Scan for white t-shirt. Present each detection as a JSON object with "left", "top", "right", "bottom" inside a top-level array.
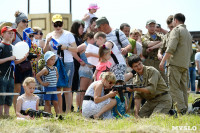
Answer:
[
  {"left": 84, "top": 12, "right": 96, "bottom": 32},
  {"left": 108, "top": 40, "right": 126, "bottom": 66},
  {"left": 106, "top": 29, "right": 130, "bottom": 50},
  {"left": 46, "top": 30, "right": 75, "bottom": 62},
  {"left": 195, "top": 52, "right": 200, "bottom": 70},
  {"left": 136, "top": 42, "right": 143, "bottom": 56}
]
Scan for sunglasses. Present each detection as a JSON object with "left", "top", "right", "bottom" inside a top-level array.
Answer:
[
  {"left": 53, "top": 21, "right": 63, "bottom": 27},
  {"left": 22, "top": 19, "right": 29, "bottom": 23},
  {"left": 29, "top": 34, "right": 34, "bottom": 38},
  {"left": 35, "top": 32, "right": 43, "bottom": 35}
]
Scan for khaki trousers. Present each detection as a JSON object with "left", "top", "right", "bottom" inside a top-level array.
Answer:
[
  {"left": 139, "top": 93, "right": 172, "bottom": 118},
  {"left": 168, "top": 65, "right": 188, "bottom": 112}
]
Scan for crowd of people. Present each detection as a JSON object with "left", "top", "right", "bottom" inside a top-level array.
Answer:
[{"left": 0, "top": 2, "right": 199, "bottom": 120}]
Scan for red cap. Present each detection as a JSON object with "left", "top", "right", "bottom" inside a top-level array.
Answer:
[{"left": 1, "top": 26, "right": 17, "bottom": 35}]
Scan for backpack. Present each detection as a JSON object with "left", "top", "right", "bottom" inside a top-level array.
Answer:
[
  {"left": 192, "top": 98, "right": 200, "bottom": 108},
  {"left": 115, "top": 29, "right": 123, "bottom": 48},
  {"left": 56, "top": 57, "right": 69, "bottom": 88}
]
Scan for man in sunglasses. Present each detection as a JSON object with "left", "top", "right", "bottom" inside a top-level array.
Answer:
[{"left": 127, "top": 55, "right": 172, "bottom": 118}]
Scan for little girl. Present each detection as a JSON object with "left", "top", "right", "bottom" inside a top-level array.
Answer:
[
  {"left": 16, "top": 77, "right": 39, "bottom": 119},
  {"left": 93, "top": 45, "right": 112, "bottom": 81},
  {"left": 36, "top": 51, "right": 60, "bottom": 115},
  {"left": 82, "top": 3, "right": 99, "bottom": 32},
  {"left": 112, "top": 80, "right": 129, "bottom": 119}
]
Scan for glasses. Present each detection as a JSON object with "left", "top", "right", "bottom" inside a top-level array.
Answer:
[
  {"left": 29, "top": 34, "right": 34, "bottom": 38},
  {"left": 22, "top": 19, "right": 29, "bottom": 23},
  {"left": 53, "top": 21, "right": 63, "bottom": 27}
]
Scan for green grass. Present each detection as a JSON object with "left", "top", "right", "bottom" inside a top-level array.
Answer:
[{"left": 0, "top": 94, "right": 200, "bottom": 133}]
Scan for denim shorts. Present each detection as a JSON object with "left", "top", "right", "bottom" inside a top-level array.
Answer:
[
  {"left": 44, "top": 87, "right": 58, "bottom": 101},
  {"left": 64, "top": 62, "right": 74, "bottom": 88},
  {"left": 0, "top": 76, "right": 14, "bottom": 106},
  {"left": 79, "top": 65, "right": 93, "bottom": 80}
]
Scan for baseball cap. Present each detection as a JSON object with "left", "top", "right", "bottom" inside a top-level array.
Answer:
[
  {"left": 1, "top": 26, "right": 16, "bottom": 35},
  {"left": 52, "top": 14, "right": 63, "bottom": 23},
  {"left": 87, "top": 3, "right": 100, "bottom": 10},
  {"left": 44, "top": 51, "right": 56, "bottom": 62},
  {"left": 146, "top": 19, "right": 156, "bottom": 25},
  {"left": 95, "top": 17, "right": 109, "bottom": 28},
  {"left": 156, "top": 23, "right": 161, "bottom": 28}
]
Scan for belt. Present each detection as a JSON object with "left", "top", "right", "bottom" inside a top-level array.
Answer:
[
  {"left": 154, "top": 92, "right": 168, "bottom": 99},
  {"left": 83, "top": 95, "right": 94, "bottom": 101}
]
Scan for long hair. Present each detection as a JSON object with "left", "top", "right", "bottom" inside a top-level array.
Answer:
[{"left": 70, "top": 20, "right": 84, "bottom": 37}]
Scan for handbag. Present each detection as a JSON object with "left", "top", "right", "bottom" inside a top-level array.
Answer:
[
  {"left": 56, "top": 57, "right": 69, "bottom": 88},
  {"left": 18, "top": 61, "right": 32, "bottom": 73}
]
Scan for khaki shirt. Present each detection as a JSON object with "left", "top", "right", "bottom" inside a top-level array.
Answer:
[
  {"left": 159, "top": 31, "right": 171, "bottom": 54},
  {"left": 133, "top": 65, "right": 169, "bottom": 100},
  {"left": 142, "top": 32, "right": 162, "bottom": 59},
  {"left": 166, "top": 24, "right": 192, "bottom": 69}
]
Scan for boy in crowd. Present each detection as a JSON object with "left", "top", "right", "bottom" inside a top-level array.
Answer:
[{"left": 0, "top": 26, "right": 16, "bottom": 116}]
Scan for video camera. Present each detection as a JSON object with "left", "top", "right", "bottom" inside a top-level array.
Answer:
[
  {"left": 104, "top": 84, "right": 143, "bottom": 102},
  {"left": 27, "top": 53, "right": 37, "bottom": 60},
  {"left": 20, "top": 108, "right": 53, "bottom": 118}
]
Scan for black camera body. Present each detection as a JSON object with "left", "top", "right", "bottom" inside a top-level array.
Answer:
[{"left": 27, "top": 53, "right": 37, "bottom": 60}]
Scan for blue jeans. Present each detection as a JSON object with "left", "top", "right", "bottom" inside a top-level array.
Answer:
[{"left": 189, "top": 67, "right": 196, "bottom": 91}]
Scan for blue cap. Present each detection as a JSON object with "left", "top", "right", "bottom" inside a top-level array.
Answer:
[{"left": 44, "top": 51, "right": 56, "bottom": 62}]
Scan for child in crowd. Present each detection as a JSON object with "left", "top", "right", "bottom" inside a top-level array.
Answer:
[
  {"left": 16, "top": 77, "right": 39, "bottom": 119},
  {"left": 36, "top": 51, "right": 60, "bottom": 115},
  {"left": 82, "top": 3, "right": 99, "bottom": 32},
  {"left": 0, "top": 26, "right": 16, "bottom": 116},
  {"left": 112, "top": 80, "right": 129, "bottom": 118},
  {"left": 93, "top": 32, "right": 127, "bottom": 81},
  {"left": 93, "top": 45, "right": 112, "bottom": 81}
]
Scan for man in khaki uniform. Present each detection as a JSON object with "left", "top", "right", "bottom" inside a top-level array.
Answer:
[
  {"left": 127, "top": 55, "right": 172, "bottom": 118},
  {"left": 157, "top": 15, "right": 174, "bottom": 61},
  {"left": 142, "top": 20, "right": 167, "bottom": 82},
  {"left": 159, "top": 13, "right": 192, "bottom": 114}
]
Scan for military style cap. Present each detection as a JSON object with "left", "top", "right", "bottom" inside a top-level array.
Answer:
[
  {"left": 156, "top": 23, "right": 161, "bottom": 28},
  {"left": 146, "top": 19, "right": 156, "bottom": 25},
  {"left": 95, "top": 17, "right": 109, "bottom": 28}
]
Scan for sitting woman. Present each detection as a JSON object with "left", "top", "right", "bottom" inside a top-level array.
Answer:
[
  {"left": 16, "top": 77, "right": 39, "bottom": 119},
  {"left": 82, "top": 72, "right": 117, "bottom": 119}
]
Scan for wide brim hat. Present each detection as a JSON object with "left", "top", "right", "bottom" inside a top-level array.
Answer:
[
  {"left": 87, "top": 3, "right": 100, "bottom": 10},
  {"left": 44, "top": 51, "right": 56, "bottom": 62}
]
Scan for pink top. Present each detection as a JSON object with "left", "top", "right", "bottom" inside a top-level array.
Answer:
[{"left": 96, "top": 61, "right": 112, "bottom": 80}]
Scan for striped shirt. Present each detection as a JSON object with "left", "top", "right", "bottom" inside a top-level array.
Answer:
[
  {"left": 106, "top": 29, "right": 130, "bottom": 50},
  {"left": 44, "top": 66, "right": 57, "bottom": 87}
]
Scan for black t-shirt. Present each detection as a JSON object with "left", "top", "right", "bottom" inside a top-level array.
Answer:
[{"left": 0, "top": 42, "right": 14, "bottom": 78}]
